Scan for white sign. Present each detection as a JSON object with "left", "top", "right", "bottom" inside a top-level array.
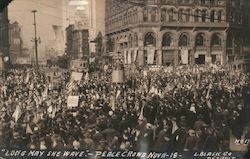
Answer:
[
  {"left": 67, "top": 96, "right": 79, "bottom": 108},
  {"left": 71, "top": 72, "right": 83, "bottom": 81}
]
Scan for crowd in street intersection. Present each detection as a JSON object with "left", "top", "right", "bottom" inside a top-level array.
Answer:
[{"left": 0, "top": 65, "right": 249, "bottom": 152}]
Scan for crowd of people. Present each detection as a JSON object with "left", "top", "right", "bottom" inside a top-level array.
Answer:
[{"left": 0, "top": 65, "right": 249, "bottom": 152}]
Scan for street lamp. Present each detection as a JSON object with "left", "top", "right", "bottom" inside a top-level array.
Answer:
[{"left": 31, "top": 10, "right": 39, "bottom": 72}]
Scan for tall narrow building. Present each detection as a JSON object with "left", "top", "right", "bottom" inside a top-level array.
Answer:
[{"left": 88, "top": 0, "right": 105, "bottom": 54}]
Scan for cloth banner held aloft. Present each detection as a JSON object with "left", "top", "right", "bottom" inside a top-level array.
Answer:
[
  {"left": 181, "top": 49, "right": 189, "bottom": 64},
  {"left": 147, "top": 47, "right": 155, "bottom": 64},
  {"left": 67, "top": 96, "right": 79, "bottom": 108}
]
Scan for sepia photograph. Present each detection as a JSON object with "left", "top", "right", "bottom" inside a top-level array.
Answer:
[{"left": 0, "top": 0, "right": 250, "bottom": 158}]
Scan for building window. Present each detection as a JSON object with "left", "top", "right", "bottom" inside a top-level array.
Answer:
[
  {"left": 226, "top": 34, "right": 233, "bottom": 48},
  {"left": 211, "top": 34, "right": 222, "bottom": 46},
  {"left": 178, "top": 9, "right": 183, "bottom": 22},
  {"left": 144, "top": 32, "right": 156, "bottom": 47},
  {"left": 162, "top": 33, "right": 172, "bottom": 47},
  {"left": 195, "top": 33, "right": 205, "bottom": 46},
  {"left": 210, "top": 10, "right": 215, "bottom": 22},
  {"left": 134, "top": 34, "right": 138, "bottom": 47},
  {"left": 179, "top": 34, "right": 189, "bottom": 46},
  {"left": 151, "top": 8, "right": 157, "bottom": 22},
  {"left": 169, "top": 8, "right": 174, "bottom": 22},
  {"left": 185, "top": 9, "right": 191, "bottom": 22},
  {"left": 234, "top": 36, "right": 240, "bottom": 48},
  {"left": 201, "top": 0, "right": 205, "bottom": 5},
  {"left": 143, "top": 8, "right": 148, "bottom": 22},
  {"left": 194, "top": 10, "right": 199, "bottom": 22},
  {"left": 217, "top": 11, "right": 222, "bottom": 22},
  {"left": 210, "top": 0, "right": 215, "bottom": 5},
  {"left": 161, "top": 8, "right": 166, "bottom": 22},
  {"left": 201, "top": 10, "right": 207, "bottom": 22}
]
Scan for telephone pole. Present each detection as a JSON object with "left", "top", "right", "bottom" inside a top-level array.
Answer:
[{"left": 31, "top": 10, "right": 39, "bottom": 72}]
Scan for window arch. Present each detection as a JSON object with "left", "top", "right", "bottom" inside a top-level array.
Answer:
[
  {"left": 161, "top": 8, "right": 167, "bottom": 22},
  {"left": 144, "top": 32, "right": 156, "bottom": 47},
  {"left": 179, "top": 33, "right": 189, "bottom": 46},
  {"left": 211, "top": 33, "right": 222, "bottom": 46},
  {"left": 143, "top": 8, "right": 149, "bottom": 22},
  {"left": 162, "top": 33, "right": 172, "bottom": 47},
  {"left": 195, "top": 33, "right": 205, "bottom": 46}
]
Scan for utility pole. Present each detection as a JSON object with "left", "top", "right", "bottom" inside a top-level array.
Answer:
[{"left": 31, "top": 10, "right": 39, "bottom": 72}]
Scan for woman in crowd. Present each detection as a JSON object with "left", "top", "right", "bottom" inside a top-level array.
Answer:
[{"left": 0, "top": 65, "right": 249, "bottom": 152}]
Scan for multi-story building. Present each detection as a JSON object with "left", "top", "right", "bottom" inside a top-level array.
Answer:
[
  {"left": 0, "top": 7, "right": 9, "bottom": 57},
  {"left": 88, "top": 0, "right": 106, "bottom": 54},
  {"left": 65, "top": 24, "right": 89, "bottom": 58},
  {"left": 9, "top": 21, "right": 23, "bottom": 62},
  {"left": 105, "top": 0, "right": 250, "bottom": 70}
]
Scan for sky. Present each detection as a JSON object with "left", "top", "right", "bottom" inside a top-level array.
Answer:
[
  {"left": 8, "top": 0, "right": 65, "bottom": 59},
  {"left": 8, "top": 0, "right": 105, "bottom": 59}
]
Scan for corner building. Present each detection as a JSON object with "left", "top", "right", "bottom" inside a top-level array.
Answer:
[{"left": 105, "top": 0, "right": 250, "bottom": 69}]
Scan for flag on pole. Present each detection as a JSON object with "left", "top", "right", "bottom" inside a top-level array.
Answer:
[
  {"left": 12, "top": 106, "right": 21, "bottom": 122},
  {"left": 26, "top": 124, "right": 33, "bottom": 134},
  {"left": 139, "top": 105, "right": 145, "bottom": 120},
  {"left": 116, "top": 90, "right": 121, "bottom": 99},
  {"left": 25, "top": 72, "right": 30, "bottom": 83}
]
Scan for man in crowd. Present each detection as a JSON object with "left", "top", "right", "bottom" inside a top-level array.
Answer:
[{"left": 0, "top": 65, "right": 249, "bottom": 152}]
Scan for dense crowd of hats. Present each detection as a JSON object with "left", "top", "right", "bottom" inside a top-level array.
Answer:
[{"left": 0, "top": 66, "right": 249, "bottom": 151}]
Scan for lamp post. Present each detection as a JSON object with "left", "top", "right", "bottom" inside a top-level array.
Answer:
[{"left": 31, "top": 10, "right": 39, "bottom": 72}]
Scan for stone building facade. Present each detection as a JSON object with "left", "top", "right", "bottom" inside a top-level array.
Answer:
[
  {"left": 0, "top": 8, "right": 9, "bottom": 57},
  {"left": 0, "top": 7, "right": 10, "bottom": 69},
  {"left": 105, "top": 0, "right": 250, "bottom": 70}
]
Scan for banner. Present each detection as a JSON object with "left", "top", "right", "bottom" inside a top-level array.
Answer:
[
  {"left": 147, "top": 47, "right": 155, "bottom": 64},
  {"left": 127, "top": 50, "right": 132, "bottom": 64},
  {"left": 124, "top": 51, "right": 127, "bottom": 64},
  {"left": 67, "top": 96, "right": 79, "bottom": 108},
  {"left": 71, "top": 72, "right": 83, "bottom": 81},
  {"left": 112, "top": 70, "right": 124, "bottom": 83},
  {"left": 181, "top": 49, "right": 189, "bottom": 64},
  {"left": 133, "top": 50, "right": 138, "bottom": 62}
]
